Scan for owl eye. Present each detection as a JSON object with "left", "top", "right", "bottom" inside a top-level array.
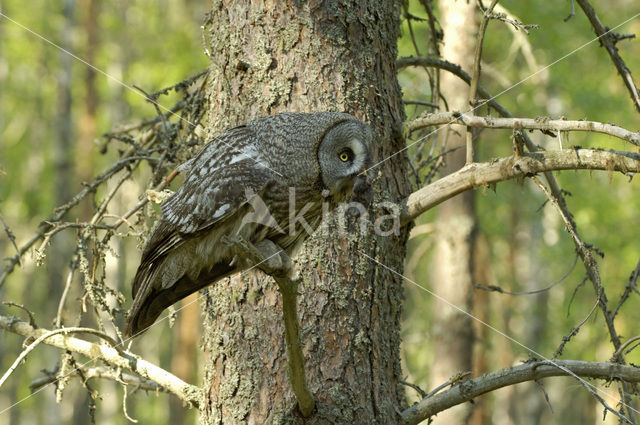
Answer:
[{"left": 339, "top": 148, "right": 353, "bottom": 162}]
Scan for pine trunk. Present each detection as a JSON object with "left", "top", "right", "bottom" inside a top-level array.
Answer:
[{"left": 199, "top": 1, "right": 409, "bottom": 423}]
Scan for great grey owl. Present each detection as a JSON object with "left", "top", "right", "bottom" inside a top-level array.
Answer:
[{"left": 124, "top": 112, "right": 372, "bottom": 337}]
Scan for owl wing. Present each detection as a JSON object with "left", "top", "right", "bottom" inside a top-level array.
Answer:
[
  {"left": 126, "top": 126, "right": 276, "bottom": 336},
  {"left": 136, "top": 156, "right": 275, "bottom": 282},
  {"left": 140, "top": 124, "right": 274, "bottom": 273}
]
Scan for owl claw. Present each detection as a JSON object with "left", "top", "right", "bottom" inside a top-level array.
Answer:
[{"left": 225, "top": 236, "right": 294, "bottom": 278}]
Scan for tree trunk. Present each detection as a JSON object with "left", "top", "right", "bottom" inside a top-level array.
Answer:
[
  {"left": 429, "top": 1, "right": 479, "bottom": 424},
  {"left": 76, "top": 0, "right": 99, "bottom": 212},
  {"left": 199, "top": 1, "right": 409, "bottom": 423}
]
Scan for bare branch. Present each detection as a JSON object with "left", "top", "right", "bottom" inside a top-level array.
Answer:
[
  {"left": 55, "top": 253, "right": 78, "bottom": 328},
  {"left": 612, "top": 335, "right": 640, "bottom": 362},
  {"left": 397, "top": 56, "right": 511, "bottom": 117},
  {"left": 612, "top": 258, "right": 640, "bottom": 320},
  {"left": 530, "top": 173, "right": 636, "bottom": 421},
  {"left": 29, "top": 366, "right": 168, "bottom": 394},
  {"left": 0, "top": 328, "right": 91, "bottom": 388},
  {"left": 401, "top": 360, "right": 640, "bottom": 425},
  {"left": 0, "top": 315, "right": 203, "bottom": 408},
  {"left": 402, "top": 148, "right": 640, "bottom": 225},
  {"left": 466, "top": 0, "right": 500, "bottom": 164},
  {"left": 406, "top": 112, "right": 640, "bottom": 146},
  {"left": 1, "top": 302, "right": 37, "bottom": 327},
  {"left": 0, "top": 213, "right": 21, "bottom": 267},
  {"left": 486, "top": 10, "right": 539, "bottom": 34},
  {"left": 575, "top": 0, "right": 640, "bottom": 112}
]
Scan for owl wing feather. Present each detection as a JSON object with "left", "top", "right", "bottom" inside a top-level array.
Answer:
[{"left": 125, "top": 126, "right": 276, "bottom": 337}]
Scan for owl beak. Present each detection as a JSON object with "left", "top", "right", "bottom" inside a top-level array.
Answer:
[{"left": 350, "top": 173, "right": 373, "bottom": 207}]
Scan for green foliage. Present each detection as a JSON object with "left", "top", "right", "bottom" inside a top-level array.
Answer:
[
  {"left": 399, "top": 0, "right": 640, "bottom": 422},
  {"left": 0, "top": 1, "right": 207, "bottom": 424},
  {"left": 1, "top": 0, "right": 640, "bottom": 423}
]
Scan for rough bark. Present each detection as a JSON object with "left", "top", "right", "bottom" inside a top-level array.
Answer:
[
  {"left": 200, "top": 1, "right": 409, "bottom": 424},
  {"left": 429, "top": 1, "right": 478, "bottom": 424}
]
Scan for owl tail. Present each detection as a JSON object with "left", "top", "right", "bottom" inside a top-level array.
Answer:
[{"left": 124, "top": 262, "right": 235, "bottom": 338}]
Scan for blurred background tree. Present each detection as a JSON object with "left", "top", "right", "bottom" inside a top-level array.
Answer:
[
  {"left": 0, "top": 1, "right": 208, "bottom": 424},
  {"left": 400, "top": 1, "right": 640, "bottom": 424}
]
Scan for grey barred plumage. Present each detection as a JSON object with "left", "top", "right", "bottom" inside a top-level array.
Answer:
[{"left": 124, "top": 112, "right": 372, "bottom": 337}]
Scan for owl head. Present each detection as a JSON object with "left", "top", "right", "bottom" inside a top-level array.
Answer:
[{"left": 318, "top": 120, "right": 372, "bottom": 199}]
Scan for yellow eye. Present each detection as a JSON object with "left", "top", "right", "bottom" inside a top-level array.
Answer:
[{"left": 339, "top": 150, "right": 351, "bottom": 162}]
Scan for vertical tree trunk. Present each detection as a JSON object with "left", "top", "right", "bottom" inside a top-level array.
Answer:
[
  {"left": 55, "top": 0, "right": 75, "bottom": 208},
  {"left": 76, "top": 0, "right": 99, "bottom": 209},
  {"left": 170, "top": 293, "right": 199, "bottom": 425},
  {"left": 200, "top": 1, "right": 409, "bottom": 423},
  {"left": 429, "top": 1, "right": 479, "bottom": 424}
]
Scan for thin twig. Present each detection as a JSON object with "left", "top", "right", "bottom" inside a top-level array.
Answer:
[
  {"left": 553, "top": 288, "right": 600, "bottom": 358},
  {"left": 29, "top": 365, "right": 167, "bottom": 394},
  {"left": 404, "top": 4, "right": 422, "bottom": 57},
  {"left": 55, "top": 252, "right": 79, "bottom": 328},
  {"left": 0, "top": 315, "right": 203, "bottom": 408},
  {"left": 475, "top": 254, "right": 578, "bottom": 296},
  {"left": 564, "top": 0, "right": 576, "bottom": 22},
  {"left": 575, "top": 0, "right": 640, "bottom": 112},
  {"left": 487, "top": 10, "right": 539, "bottom": 33},
  {"left": 89, "top": 166, "right": 136, "bottom": 226},
  {"left": 1, "top": 302, "right": 37, "bottom": 327},
  {"left": 612, "top": 258, "right": 640, "bottom": 319},
  {"left": 102, "top": 101, "right": 184, "bottom": 139},
  {"left": 466, "top": 0, "right": 499, "bottom": 164},
  {"left": 0, "top": 213, "right": 21, "bottom": 267},
  {"left": 612, "top": 335, "right": 640, "bottom": 362},
  {"left": 403, "top": 99, "right": 439, "bottom": 109},
  {"left": 400, "top": 379, "right": 428, "bottom": 398}
]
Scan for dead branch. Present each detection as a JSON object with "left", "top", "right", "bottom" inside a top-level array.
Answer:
[
  {"left": 29, "top": 366, "right": 168, "bottom": 394},
  {"left": 401, "top": 148, "right": 640, "bottom": 225},
  {"left": 612, "top": 258, "right": 640, "bottom": 320},
  {"left": 0, "top": 326, "right": 122, "bottom": 388},
  {"left": 397, "top": 56, "right": 510, "bottom": 117},
  {"left": 466, "top": 0, "right": 500, "bottom": 163},
  {"left": 0, "top": 315, "right": 203, "bottom": 408},
  {"left": 401, "top": 360, "right": 640, "bottom": 425},
  {"left": 531, "top": 174, "right": 637, "bottom": 421},
  {"left": 406, "top": 112, "right": 640, "bottom": 146},
  {"left": 575, "top": 0, "right": 640, "bottom": 112}
]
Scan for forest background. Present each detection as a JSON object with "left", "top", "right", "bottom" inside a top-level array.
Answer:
[{"left": 1, "top": 0, "right": 640, "bottom": 424}]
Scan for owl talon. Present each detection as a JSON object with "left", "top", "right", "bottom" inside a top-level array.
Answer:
[{"left": 226, "top": 236, "right": 293, "bottom": 278}]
